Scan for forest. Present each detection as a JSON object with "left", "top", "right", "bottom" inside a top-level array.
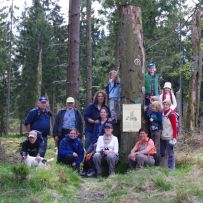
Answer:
[{"left": 0, "top": 0, "right": 202, "bottom": 136}]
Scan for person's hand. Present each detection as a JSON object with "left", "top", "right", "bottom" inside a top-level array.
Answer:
[
  {"left": 93, "top": 143, "right": 97, "bottom": 148},
  {"left": 35, "top": 155, "right": 41, "bottom": 162},
  {"left": 72, "top": 162, "right": 76, "bottom": 167},
  {"left": 94, "top": 120, "right": 100, "bottom": 124},
  {"left": 150, "top": 118, "right": 153, "bottom": 122},
  {"left": 103, "top": 150, "right": 110, "bottom": 155},
  {"left": 54, "top": 136, "right": 59, "bottom": 142},
  {"left": 73, "top": 152, "right": 78, "bottom": 157},
  {"left": 129, "top": 152, "right": 136, "bottom": 161}
]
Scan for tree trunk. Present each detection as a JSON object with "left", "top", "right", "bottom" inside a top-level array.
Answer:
[
  {"left": 119, "top": 5, "right": 145, "bottom": 161},
  {"left": 36, "top": 48, "right": 42, "bottom": 100},
  {"left": 67, "top": 0, "right": 81, "bottom": 102},
  {"left": 187, "top": 9, "right": 202, "bottom": 131},
  {"left": 5, "top": 0, "right": 14, "bottom": 136},
  {"left": 86, "top": 0, "right": 92, "bottom": 104}
]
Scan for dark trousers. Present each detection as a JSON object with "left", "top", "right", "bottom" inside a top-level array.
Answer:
[{"left": 40, "top": 136, "right": 48, "bottom": 157}]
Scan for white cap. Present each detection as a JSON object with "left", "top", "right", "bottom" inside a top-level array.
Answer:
[
  {"left": 28, "top": 130, "right": 37, "bottom": 138},
  {"left": 163, "top": 82, "right": 172, "bottom": 89},
  {"left": 66, "top": 97, "right": 75, "bottom": 103},
  {"left": 163, "top": 98, "right": 171, "bottom": 105}
]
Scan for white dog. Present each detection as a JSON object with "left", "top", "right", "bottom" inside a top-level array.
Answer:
[{"left": 24, "top": 155, "right": 54, "bottom": 168}]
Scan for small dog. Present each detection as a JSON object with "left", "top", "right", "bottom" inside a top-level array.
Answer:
[{"left": 24, "top": 155, "right": 54, "bottom": 168}]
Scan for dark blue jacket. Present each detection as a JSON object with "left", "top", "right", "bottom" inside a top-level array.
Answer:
[
  {"left": 84, "top": 103, "right": 111, "bottom": 132},
  {"left": 20, "top": 137, "right": 44, "bottom": 157},
  {"left": 58, "top": 136, "right": 84, "bottom": 165},
  {"left": 92, "top": 120, "right": 109, "bottom": 144},
  {"left": 147, "top": 111, "right": 163, "bottom": 131},
  {"left": 53, "top": 108, "right": 83, "bottom": 139},
  {"left": 24, "top": 107, "right": 51, "bottom": 137}
]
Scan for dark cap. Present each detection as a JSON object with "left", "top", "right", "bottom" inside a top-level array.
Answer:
[
  {"left": 38, "top": 96, "right": 47, "bottom": 103},
  {"left": 104, "top": 122, "right": 113, "bottom": 128},
  {"left": 147, "top": 63, "right": 156, "bottom": 68}
]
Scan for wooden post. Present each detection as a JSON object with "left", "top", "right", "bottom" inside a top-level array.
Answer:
[{"left": 119, "top": 5, "right": 145, "bottom": 161}]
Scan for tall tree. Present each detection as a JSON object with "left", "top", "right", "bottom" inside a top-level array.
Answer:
[
  {"left": 187, "top": 9, "right": 202, "bottom": 131},
  {"left": 67, "top": 0, "right": 81, "bottom": 101},
  {"left": 119, "top": 5, "right": 145, "bottom": 160},
  {"left": 86, "top": 0, "right": 93, "bottom": 103}
]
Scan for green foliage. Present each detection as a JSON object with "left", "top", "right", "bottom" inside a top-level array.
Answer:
[
  {"left": 153, "top": 176, "right": 172, "bottom": 191},
  {"left": 12, "top": 163, "right": 29, "bottom": 182}
]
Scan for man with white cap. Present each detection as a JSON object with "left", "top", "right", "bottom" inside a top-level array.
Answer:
[
  {"left": 53, "top": 97, "right": 83, "bottom": 147},
  {"left": 20, "top": 130, "right": 44, "bottom": 160},
  {"left": 160, "top": 82, "right": 177, "bottom": 111}
]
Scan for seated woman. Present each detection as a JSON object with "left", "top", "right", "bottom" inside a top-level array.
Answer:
[
  {"left": 21, "top": 130, "right": 44, "bottom": 161},
  {"left": 93, "top": 123, "right": 119, "bottom": 177},
  {"left": 81, "top": 107, "right": 110, "bottom": 177},
  {"left": 57, "top": 128, "right": 84, "bottom": 172},
  {"left": 128, "top": 128, "right": 157, "bottom": 169}
]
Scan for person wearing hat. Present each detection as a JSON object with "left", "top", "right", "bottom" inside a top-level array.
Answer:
[
  {"left": 53, "top": 97, "right": 83, "bottom": 148},
  {"left": 128, "top": 128, "right": 157, "bottom": 169},
  {"left": 20, "top": 130, "right": 44, "bottom": 160},
  {"left": 93, "top": 122, "right": 119, "bottom": 177},
  {"left": 160, "top": 98, "right": 177, "bottom": 170},
  {"left": 144, "top": 63, "right": 160, "bottom": 107},
  {"left": 160, "top": 82, "right": 177, "bottom": 111},
  {"left": 24, "top": 96, "right": 51, "bottom": 157}
]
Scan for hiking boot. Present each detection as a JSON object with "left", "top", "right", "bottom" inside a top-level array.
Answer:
[
  {"left": 87, "top": 169, "right": 96, "bottom": 177},
  {"left": 109, "top": 172, "right": 116, "bottom": 177}
]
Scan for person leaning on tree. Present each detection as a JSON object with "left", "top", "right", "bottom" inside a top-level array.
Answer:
[
  {"left": 144, "top": 63, "right": 160, "bottom": 108},
  {"left": 24, "top": 96, "right": 51, "bottom": 157},
  {"left": 53, "top": 97, "right": 83, "bottom": 148}
]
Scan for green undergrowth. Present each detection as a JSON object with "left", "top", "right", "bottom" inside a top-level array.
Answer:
[{"left": 0, "top": 163, "right": 81, "bottom": 203}]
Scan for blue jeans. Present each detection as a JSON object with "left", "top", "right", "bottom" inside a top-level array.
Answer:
[
  {"left": 160, "top": 139, "right": 175, "bottom": 169},
  {"left": 85, "top": 130, "right": 93, "bottom": 150}
]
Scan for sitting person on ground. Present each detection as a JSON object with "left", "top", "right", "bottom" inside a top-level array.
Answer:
[
  {"left": 93, "top": 123, "right": 119, "bottom": 177},
  {"left": 57, "top": 128, "right": 84, "bottom": 172},
  {"left": 146, "top": 101, "right": 162, "bottom": 164},
  {"left": 106, "top": 69, "right": 121, "bottom": 124},
  {"left": 128, "top": 128, "right": 157, "bottom": 169},
  {"left": 20, "top": 130, "right": 44, "bottom": 162},
  {"left": 160, "top": 82, "right": 177, "bottom": 111},
  {"left": 160, "top": 99, "right": 177, "bottom": 170},
  {"left": 81, "top": 107, "right": 111, "bottom": 177}
]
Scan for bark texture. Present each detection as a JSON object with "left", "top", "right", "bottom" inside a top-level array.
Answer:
[
  {"left": 119, "top": 5, "right": 145, "bottom": 161},
  {"left": 86, "top": 0, "right": 93, "bottom": 104},
  {"left": 187, "top": 9, "right": 202, "bottom": 131},
  {"left": 36, "top": 49, "right": 42, "bottom": 100},
  {"left": 67, "top": 0, "right": 81, "bottom": 101}
]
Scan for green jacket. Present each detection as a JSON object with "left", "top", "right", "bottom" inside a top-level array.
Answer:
[{"left": 145, "top": 72, "right": 159, "bottom": 96}]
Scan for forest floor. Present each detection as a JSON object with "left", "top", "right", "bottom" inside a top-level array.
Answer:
[{"left": 0, "top": 133, "right": 203, "bottom": 203}]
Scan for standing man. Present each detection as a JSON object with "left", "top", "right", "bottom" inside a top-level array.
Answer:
[
  {"left": 144, "top": 63, "right": 160, "bottom": 107},
  {"left": 24, "top": 96, "right": 51, "bottom": 157},
  {"left": 53, "top": 97, "right": 83, "bottom": 147}
]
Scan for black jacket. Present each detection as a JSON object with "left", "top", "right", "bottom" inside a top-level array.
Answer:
[{"left": 53, "top": 108, "right": 83, "bottom": 139}]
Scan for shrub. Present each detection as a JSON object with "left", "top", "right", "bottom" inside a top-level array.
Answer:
[{"left": 12, "top": 163, "right": 29, "bottom": 182}]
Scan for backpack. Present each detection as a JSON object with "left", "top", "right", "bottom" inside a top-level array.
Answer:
[{"left": 168, "top": 112, "right": 180, "bottom": 135}]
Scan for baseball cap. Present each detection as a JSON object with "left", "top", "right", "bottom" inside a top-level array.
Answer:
[
  {"left": 66, "top": 97, "right": 75, "bottom": 103},
  {"left": 38, "top": 96, "right": 47, "bottom": 103},
  {"left": 28, "top": 130, "right": 37, "bottom": 138},
  {"left": 104, "top": 122, "right": 113, "bottom": 128},
  {"left": 147, "top": 63, "right": 156, "bottom": 68}
]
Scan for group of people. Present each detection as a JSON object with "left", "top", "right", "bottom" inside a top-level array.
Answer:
[{"left": 21, "top": 64, "right": 178, "bottom": 176}]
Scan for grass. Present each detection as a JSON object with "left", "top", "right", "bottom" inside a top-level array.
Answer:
[{"left": 1, "top": 134, "right": 203, "bottom": 203}]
